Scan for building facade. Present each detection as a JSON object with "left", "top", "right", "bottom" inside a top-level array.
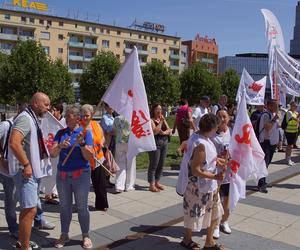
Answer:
[
  {"left": 290, "top": 1, "right": 300, "bottom": 58},
  {"left": 219, "top": 53, "right": 268, "bottom": 82},
  {"left": 182, "top": 34, "right": 218, "bottom": 74},
  {"left": 0, "top": 7, "right": 181, "bottom": 99}
]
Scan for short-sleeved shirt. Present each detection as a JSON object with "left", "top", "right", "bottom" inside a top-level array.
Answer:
[
  {"left": 113, "top": 115, "right": 130, "bottom": 144},
  {"left": 0, "top": 118, "right": 13, "bottom": 149},
  {"left": 12, "top": 115, "right": 33, "bottom": 165},
  {"left": 54, "top": 126, "right": 93, "bottom": 172},
  {"left": 192, "top": 106, "right": 208, "bottom": 129},
  {"left": 259, "top": 111, "right": 279, "bottom": 145},
  {"left": 176, "top": 105, "right": 192, "bottom": 124},
  {"left": 100, "top": 113, "right": 114, "bottom": 133}
]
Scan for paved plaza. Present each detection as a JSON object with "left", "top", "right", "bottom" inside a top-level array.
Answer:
[{"left": 0, "top": 151, "right": 300, "bottom": 250}]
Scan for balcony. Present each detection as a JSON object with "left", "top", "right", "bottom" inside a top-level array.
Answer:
[
  {"left": 84, "top": 57, "right": 93, "bottom": 62},
  {"left": 19, "top": 35, "right": 34, "bottom": 41},
  {"left": 124, "top": 48, "right": 148, "bottom": 55},
  {"left": 0, "top": 48, "right": 11, "bottom": 55},
  {"left": 170, "top": 54, "right": 180, "bottom": 60},
  {"left": 170, "top": 65, "right": 180, "bottom": 71},
  {"left": 68, "top": 68, "right": 83, "bottom": 74},
  {"left": 69, "top": 41, "right": 84, "bottom": 48},
  {"left": 0, "top": 33, "right": 18, "bottom": 41},
  {"left": 84, "top": 43, "right": 98, "bottom": 49},
  {"left": 69, "top": 55, "right": 84, "bottom": 61}
]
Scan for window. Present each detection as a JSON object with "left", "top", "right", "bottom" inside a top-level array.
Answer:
[
  {"left": 151, "top": 47, "right": 158, "bottom": 54},
  {"left": 47, "top": 20, "right": 52, "bottom": 26},
  {"left": 144, "top": 35, "right": 147, "bottom": 40},
  {"left": 138, "top": 34, "right": 142, "bottom": 39},
  {"left": 75, "top": 23, "right": 78, "bottom": 28},
  {"left": 43, "top": 46, "right": 50, "bottom": 55},
  {"left": 163, "top": 39, "right": 166, "bottom": 43},
  {"left": 29, "top": 17, "right": 34, "bottom": 24},
  {"left": 100, "top": 28, "right": 104, "bottom": 33},
  {"left": 58, "top": 34, "right": 64, "bottom": 40},
  {"left": 173, "top": 40, "right": 177, "bottom": 45},
  {"left": 58, "top": 48, "right": 63, "bottom": 53},
  {"left": 4, "top": 14, "right": 10, "bottom": 20},
  {"left": 155, "top": 37, "right": 158, "bottom": 41},
  {"left": 39, "top": 19, "right": 44, "bottom": 25},
  {"left": 117, "top": 30, "right": 121, "bottom": 35},
  {"left": 40, "top": 31, "right": 50, "bottom": 40},
  {"left": 106, "top": 29, "right": 110, "bottom": 34},
  {"left": 116, "top": 41, "right": 120, "bottom": 48},
  {"left": 102, "top": 40, "right": 109, "bottom": 48},
  {"left": 163, "top": 48, "right": 167, "bottom": 54},
  {"left": 150, "top": 36, "right": 153, "bottom": 41},
  {"left": 130, "top": 33, "right": 132, "bottom": 37},
  {"left": 21, "top": 16, "right": 26, "bottom": 22},
  {"left": 116, "top": 54, "right": 120, "bottom": 59},
  {"left": 59, "top": 21, "right": 64, "bottom": 27},
  {"left": 163, "top": 59, "right": 166, "bottom": 64},
  {"left": 85, "top": 26, "right": 89, "bottom": 31},
  {"left": 92, "top": 27, "right": 96, "bottom": 32}
]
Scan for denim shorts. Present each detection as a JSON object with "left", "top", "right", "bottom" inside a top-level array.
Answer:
[{"left": 13, "top": 170, "right": 40, "bottom": 209}]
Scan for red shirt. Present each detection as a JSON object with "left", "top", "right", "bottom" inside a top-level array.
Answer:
[{"left": 176, "top": 104, "right": 192, "bottom": 123}]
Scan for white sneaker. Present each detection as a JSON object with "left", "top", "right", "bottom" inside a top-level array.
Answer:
[
  {"left": 287, "top": 160, "right": 295, "bottom": 166},
  {"left": 213, "top": 227, "right": 220, "bottom": 239},
  {"left": 220, "top": 221, "right": 232, "bottom": 234}
]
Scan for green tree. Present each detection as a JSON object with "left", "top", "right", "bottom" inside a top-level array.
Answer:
[
  {"left": 219, "top": 68, "right": 240, "bottom": 104},
  {"left": 142, "top": 60, "right": 180, "bottom": 105},
  {"left": 180, "top": 62, "right": 221, "bottom": 105},
  {"left": 48, "top": 59, "right": 75, "bottom": 104},
  {"left": 80, "top": 50, "right": 120, "bottom": 104},
  {"left": 0, "top": 40, "right": 74, "bottom": 104},
  {"left": 0, "top": 52, "right": 9, "bottom": 103}
]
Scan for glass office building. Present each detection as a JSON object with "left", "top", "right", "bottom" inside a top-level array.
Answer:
[{"left": 290, "top": 1, "right": 300, "bottom": 58}]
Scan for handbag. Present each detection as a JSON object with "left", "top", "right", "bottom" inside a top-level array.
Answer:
[{"left": 181, "top": 109, "right": 191, "bottom": 128}]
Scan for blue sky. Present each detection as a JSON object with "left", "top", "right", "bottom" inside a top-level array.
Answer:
[{"left": 38, "top": 0, "right": 299, "bottom": 57}]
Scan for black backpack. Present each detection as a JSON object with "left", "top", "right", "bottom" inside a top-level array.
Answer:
[{"left": 281, "top": 112, "right": 288, "bottom": 130}]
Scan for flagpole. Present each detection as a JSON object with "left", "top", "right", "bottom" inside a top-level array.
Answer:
[
  {"left": 62, "top": 99, "right": 104, "bottom": 166},
  {"left": 94, "top": 156, "right": 114, "bottom": 177}
]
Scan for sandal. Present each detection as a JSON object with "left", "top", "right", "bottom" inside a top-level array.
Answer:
[
  {"left": 82, "top": 236, "right": 93, "bottom": 249},
  {"left": 202, "top": 244, "right": 225, "bottom": 250},
  {"left": 155, "top": 183, "right": 165, "bottom": 190},
  {"left": 55, "top": 234, "right": 70, "bottom": 248},
  {"left": 149, "top": 186, "right": 160, "bottom": 192},
  {"left": 180, "top": 241, "right": 201, "bottom": 250}
]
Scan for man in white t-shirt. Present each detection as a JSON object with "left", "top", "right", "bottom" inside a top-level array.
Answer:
[{"left": 192, "top": 96, "right": 210, "bottom": 130}]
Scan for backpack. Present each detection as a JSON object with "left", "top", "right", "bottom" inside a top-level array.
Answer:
[
  {"left": 253, "top": 111, "right": 271, "bottom": 138},
  {"left": 281, "top": 112, "right": 288, "bottom": 131}
]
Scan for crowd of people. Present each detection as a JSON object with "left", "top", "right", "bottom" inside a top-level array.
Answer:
[{"left": 0, "top": 91, "right": 299, "bottom": 250}]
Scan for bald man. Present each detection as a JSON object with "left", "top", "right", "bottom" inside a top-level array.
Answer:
[{"left": 10, "top": 92, "right": 52, "bottom": 250}]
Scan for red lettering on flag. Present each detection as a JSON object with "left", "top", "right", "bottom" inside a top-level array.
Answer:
[
  {"left": 131, "top": 110, "right": 151, "bottom": 139},
  {"left": 44, "top": 133, "right": 55, "bottom": 150},
  {"left": 235, "top": 124, "right": 252, "bottom": 145},
  {"left": 230, "top": 159, "right": 240, "bottom": 174},
  {"left": 128, "top": 89, "right": 133, "bottom": 97}
]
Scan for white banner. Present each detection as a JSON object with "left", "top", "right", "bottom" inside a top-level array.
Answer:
[
  {"left": 229, "top": 92, "right": 267, "bottom": 212},
  {"left": 102, "top": 47, "right": 156, "bottom": 161},
  {"left": 276, "top": 48, "right": 300, "bottom": 97},
  {"left": 261, "top": 9, "right": 286, "bottom": 100},
  {"left": 236, "top": 68, "right": 266, "bottom": 106}
]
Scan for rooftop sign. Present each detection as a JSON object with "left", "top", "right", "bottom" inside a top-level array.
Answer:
[{"left": 12, "top": 0, "right": 48, "bottom": 11}]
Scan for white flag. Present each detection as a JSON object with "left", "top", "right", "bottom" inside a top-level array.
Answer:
[
  {"left": 102, "top": 47, "right": 156, "bottom": 160},
  {"left": 229, "top": 92, "right": 267, "bottom": 212},
  {"left": 261, "top": 9, "right": 285, "bottom": 100},
  {"left": 236, "top": 68, "right": 266, "bottom": 106},
  {"left": 40, "top": 111, "right": 65, "bottom": 194}
]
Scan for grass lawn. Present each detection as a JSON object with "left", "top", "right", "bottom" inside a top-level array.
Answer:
[{"left": 136, "top": 115, "right": 182, "bottom": 170}]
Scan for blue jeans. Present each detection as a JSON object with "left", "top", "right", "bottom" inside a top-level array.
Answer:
[
  {"left": 0, "top": 174, "right": 18, "bottom": 235},
  {"left": 7, "top": 170, "right": 48, "bottom": 228},
  {"left": 56, "top": 169, "right": 90, "bottom": 235}
]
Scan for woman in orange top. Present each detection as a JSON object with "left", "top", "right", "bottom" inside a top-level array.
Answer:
[{"left": 81, "top": 104, "right": 108, "bottom": 211}]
